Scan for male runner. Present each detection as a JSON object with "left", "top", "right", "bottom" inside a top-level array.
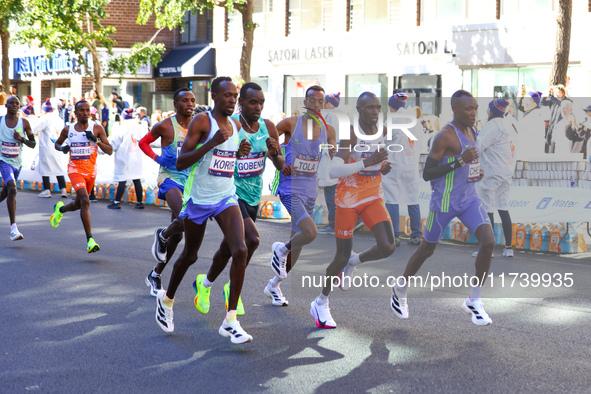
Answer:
[
  {"left": 50, "top": 101, "right": 113, "bottom": 252},
  {"left": 138, "top": 88, "right": 196, "bottom": 296},
  {"left": 391, "top": 90, "right": 495, "bottom": 326},
  {"left": 192, "top": 82, "right": 284, "bottom": 315},
  {"left": 311, "top": 92, "right": 395, "bottom": 328},
  {"left": 155, "top": 77, "right": 253, "bottom": 344},
  {"left": 267, "top": 85, "right": 337, "bottom": 306},
  {"left": 0, "top": 96, "right": 36, "bottom": 240}
]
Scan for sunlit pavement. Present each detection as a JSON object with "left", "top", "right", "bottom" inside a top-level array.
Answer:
[{"left": 2, "top": 191, "right": 591, "bottom": 392}]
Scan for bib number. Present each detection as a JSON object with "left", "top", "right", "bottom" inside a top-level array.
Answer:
[
  {"left": 176, "top": 141, "right": 183, "bottom": 158},
  {"left": 468, "top": 160, "right": 480, "bottom": 182},
  {"left": 236, "top": 151, "right": 265, "bottom": 178},
  {"left": 70, "top": 142, "right": 91, "bottom": 160},
  {"left": 359, "top": 152, "right": 381, "bottom": 176},
  {"left": 293, "top": 153, "right": 319, "bottom": 177},
  {"left": 1, "top": 142, "right": 20, "bottom": 158},
  {"left": 208, "top": 149, "right": 236, "bottom": 177}
]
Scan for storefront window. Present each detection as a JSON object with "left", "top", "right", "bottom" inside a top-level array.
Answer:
[
  {"left": 346, "top": 74, "right": 388, "bottom": 101},
  {"left": 502, "top": 0, "right": 555, "bottom": 17},
  {"left": 283, "top": 74, "right": 326, "bottom": 115},
  {"left": 288, "top": 0, "right": 323, "bottom": 34},
  {"left": 189, "top": 80, "right": 209, "bottom": 106},
  {"left": 397, "top": 74, "right": 442, "bottom": 116},
  {"left": 349, "top": 0, "right": 389, "bottom": 29},
  {"left": 181, "top": 10, "right": 213, "bottom": 45},
  {"left": 226, "top": 10, "right": 242, "bottom": 41}
]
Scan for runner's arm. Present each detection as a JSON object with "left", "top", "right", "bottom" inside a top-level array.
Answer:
[
  {"left": 19, "top": 118, "right": 36, "bottom": 149},
  {"left": 265, "top": 119, "right": 285, "bottom": 171},
  {"left": 176, "top": 114, "right": 217, "bottom": 171},
  {"left": 423, "top": 128, "right": 464, "bottom": 181},
  {"left": 329, "top": 130, "right": 359, "bottom": 178},
  {"left": 95, "top": 124, "right": 113, "bottom": 155},
  {"left": 276, "top": 117, "right": 293, "bottom": 144}
]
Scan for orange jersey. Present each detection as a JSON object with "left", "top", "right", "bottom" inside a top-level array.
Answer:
[
  {"left": 335, "top": 137, "right": 384, "bottom": 209},
  {"left": 66, "top": 123, "right": 98, "bottom": 177}
]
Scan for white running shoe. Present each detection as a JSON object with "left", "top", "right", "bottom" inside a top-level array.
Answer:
[
  {"left": 145, "top": 270, "right": 162, "bottom": 297},
  {"left": 10, "top": 229, "right": 23, "bottom": 241},
  {"left": 61, "top": 188, "right": 68, "bottom": 198},
  {"left": 502, "top": 248, "right": 514, "bottom": 257},
  {"left": 472, "top": 251, "right": 495, "bottom": 258},
  {"left": 219, "top": 318, "right": 253, "bottom": 344},
  {"left": 310, "top": 299, "right": 336, "bottom": 329},
  {"left": 390, "top": 287, "right": 409, "bottom": 319},
  {"left": 462, "top": 298, "right": 492, "bottom": 326},
  {"left": 339, "top": 252, "right": 358, "bottom": 291},
  {"left": 263, "top": 280, "right": 289, "bottom": 306},
  {"left": 270, "top": 242, "right": 288, "bottom": 279},
  {"left": 152, "top": 228, "right": 167, "bottom": 264},
  {"left": 38, "top": 190, "right": 51, "bottom": 198},
  {"left": 155, "top": 290, "right": 174, "bottom": 333}
]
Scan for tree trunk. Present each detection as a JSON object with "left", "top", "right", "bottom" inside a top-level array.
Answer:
[
  {"left": 239, "top": 0, "right": 255, "bottom": 83},
  {"left": 549, "top": 0, "right": 572, "bottom": 86},
  {"left": 0, "top": 22, "right": 10, "bottom": 94}
]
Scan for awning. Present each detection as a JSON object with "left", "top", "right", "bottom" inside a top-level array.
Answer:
[{"left": 155, "top": 45, "right": 215, "bottom": 78}]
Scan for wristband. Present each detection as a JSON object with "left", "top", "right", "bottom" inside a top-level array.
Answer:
[{"left": 458, "top": 157, "right": 465, "bottom": 166}]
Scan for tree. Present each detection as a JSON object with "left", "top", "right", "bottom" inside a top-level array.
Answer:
[
  {"left": 549, "top": 0, "right": 572, "bottom": 86},
  {"left": 16, "top": 0, "right": 166, "bottom": 100},
  {"left": 138, "top": 0, "right": 256, "bottom": 83},
  {"left": 0, "top": 0, "right": 23, "bottom": 94}
]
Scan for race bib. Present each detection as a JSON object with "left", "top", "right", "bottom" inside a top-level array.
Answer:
[
  {"left": 208, "top": 149, "right": 237, "bottom": 177},
  {"left": 1, "top": 142, "right": 20, "bottom": 158},
  {"left": 467, "top": 160, "right": 480, "bottom": 182},
  {"left": 236, "top": 151, "right": 265, "bottom": 178},
  {"left": 176, "top": 141, "right": 183, "bottom": 158},
  {"left": 359, "top": 152, "right": 381, "bottom": 176},
  {"left": 293, "top": 153, "right": 319, "bottom": 177},
  {"left": 70, "top": 142, "right": 91, "bottom": 160}
]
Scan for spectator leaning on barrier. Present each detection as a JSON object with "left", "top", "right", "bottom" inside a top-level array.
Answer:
[
  {"left": 541, "top": 84, "right": 568, "bottom": 153},
  {"left": 518, "top": 91, "right": 545, "bottom": 160},
  {"left": 565, "top": 104, "right": 591, "bottom": 156},
  {"left": 553, "top": 99, "right": 575, "bottom": 157},
  {"left": 475, "top": 99, "right": 517, "bottom": 257}
]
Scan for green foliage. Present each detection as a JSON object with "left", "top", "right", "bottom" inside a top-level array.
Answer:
[
  {"left": 0, "top": 0, "right": 24, "bottom": 27},
  {"left": 15, "top": 0, "right": 165, "bottom": 81}
]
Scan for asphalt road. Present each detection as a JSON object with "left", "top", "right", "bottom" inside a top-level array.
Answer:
[{"left": 1, "top": 191, "right": 591, "bottom": 393}]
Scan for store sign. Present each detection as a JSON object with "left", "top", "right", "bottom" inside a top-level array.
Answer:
[
  {"left": 268, "top": 46, "right": 337, "bottom": 65},
  {"left": 13, "top": 53, "right": 80, "bottom": 79},
  {"left": 396, "top": 40, "right": 454, "bottom": 56}
]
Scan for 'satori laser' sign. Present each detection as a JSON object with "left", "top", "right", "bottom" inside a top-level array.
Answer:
[{"left": 268, "top": 45, "right": 339, "bottom": 65}]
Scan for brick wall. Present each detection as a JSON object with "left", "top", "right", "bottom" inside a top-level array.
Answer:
[{"left": 40, "top": 81, "right": 51, "bottom": 102}]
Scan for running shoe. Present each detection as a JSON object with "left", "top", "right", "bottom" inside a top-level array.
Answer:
[
  {"left": 408, "top": 237, "right": 422, "bottom": 246},
  {"left": 156, "top": 290, "right": 174, "bottom": 333},
  {"left": 310, "top": 299, "right": 336, "bottom": 329},
  {"left": 390, "top": 287, "right": 409, "bottom": 319},
  {"left": 263, "top": 280, "right": 289, "bottom": 306},
  {"left": 502, "top": 248, "right": 514, "bottom": 257},
  {"left": 462, "top": 298, "right": 492, "bottom": 326},
  {"left": 192, "top": 274, "right": 210, "bottom": 314},
  {"left": 145, "top": 270, "right": 162, "bottom": 297},
  {"left": 61, "top": 188, "right": 68, "bottom": 198},
  {"left": 38, "top": 190, "right": 51, "bottom": 198},
  {"left": 10, "top": 229, "right": 23, "bottom": 241},
  {"left": 89, "top": 195, "right": 98, "bottom": 203},
  {"left": 135, "top": 202, "right": 145, "bottom": 209},
  {"left": 317, "top": 226, "right": 335, "bottom": 235},
  {"left": 270, "top": 242, "right": 288, "bottom": 279},
  {"left": 107, "top": 201, "right": 121, "bottom": 209},
  {"left": 218, "top": 318, "right": 253, "bottom": 344},
  {"left": 151, "top": 228, "right": 167, "bottom": 264},
  {"left": 395, "top": 237, "right": 401, "bottom": 247},
  {"left": 472, "top": 251, "right": 495, "bottom": 258},
  {"left": 223, "top": 281, "right": 244, "bottom": 316},
  {"left": 87, "top": 237, "right": 100, "bottom": 253},
  {"left": 50, "top": 202, "right": 64, "bottom": 228},
  {"left": 339, "top": 252, "right": 358, "bottom": 291}
]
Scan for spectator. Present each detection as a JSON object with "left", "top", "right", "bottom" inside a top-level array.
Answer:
[
  {"left": 151, "top": 109, "right": 163, "bottom": 125},
  {"left": 111, "top": 92, "right": 124, "bottom": 115},
  {"left": 10, "top": 85, "right": 19, "bottom": 101},
  {"left": 518, "top": 91, "right": 545, "bottom": 160},
  {"left": 553, "top": 99, "right": 575, "bottom": 156},
  {"left": 541, "top": 84, "right": 568, "bottom": 153},
  {"left": 383, "top": 93, "right": 423, "bottom": 246},
  {"left": 475, "top": 99, "right": 517, "bottom": 257},
  {"left": 565, "top": 104, "right": 591, "bottom": 156},
  {"left": 33, "top": 99, "right": 68, "bottom": 198},
  {"left": 138, "top": 107, "right": 151, "bottom": 129},
  {"left": 24, "top": 95, "right": 35, "bottom": 115},
  {"left": 90, "top": 89, "right": 101, "bottom": 120}
]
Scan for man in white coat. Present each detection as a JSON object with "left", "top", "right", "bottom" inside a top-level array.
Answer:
[
  {"left": 475, "top": 99, "right": 517, "bottom": 257},
  {"left": 383, "top": 93, "right": 423, "bottom": 246},
  {"left": 107, "top": 108, "right": 147, "bottom": 209},
  {"left": 518, "top": 91, "right": 545, "bottom": 161},
  {"left": 34, "top": 99, "right": 68, "bottom": 198}
]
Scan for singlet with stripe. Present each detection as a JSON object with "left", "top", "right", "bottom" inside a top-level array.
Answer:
[
  {"left": 67, "top": 123, "right": 98, "bottom": 177},
  {"left": 0, "top": 116, "right": 24, "bottom": 168},
  {"left": 275, "top": 115, "right": 326, "bottom": 197},
  {"left": 157, "top": 115, "right": 190, "bottom": 186},
  {"left": 183, "top": 111, "right": 240, "bottom": 206},
  {"left": 335, "top": 123, "right": 385, "bottom": 208},
  {"left": 430, "top": 122, "right": 480, "bottom": 213},
  {"left": 231, "top": 114, "right": 269, "bottom": 206}
]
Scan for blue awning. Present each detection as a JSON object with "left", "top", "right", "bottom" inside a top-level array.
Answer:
[{"left": 155, "top": 45, "right": 215, "bottom": 78}]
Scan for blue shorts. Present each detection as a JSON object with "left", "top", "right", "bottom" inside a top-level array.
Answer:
[
  {"left": 179, "top": 195, "right": 239, "bottom": 225},
  {"left": 0, "top": 161, "right": 21, "bottom": 184},
  {"left": 279, "top": 193, "right": 316, "bottom": 232},
  {"left": 157, "top": 178, "right": 184, "bottom": 201},
  {"left": 424, "top": 199, "right": 490, "bottom": 243}
]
